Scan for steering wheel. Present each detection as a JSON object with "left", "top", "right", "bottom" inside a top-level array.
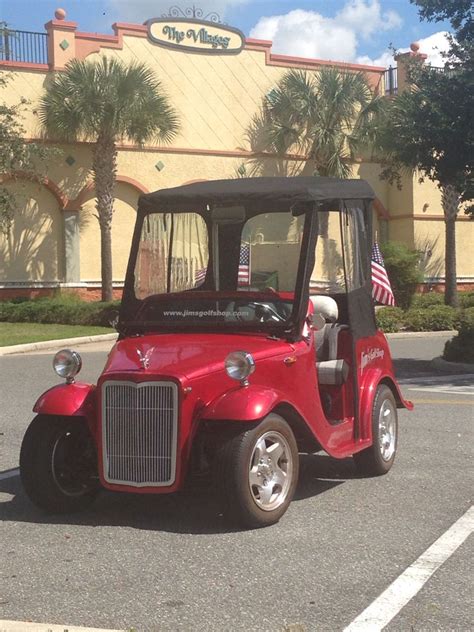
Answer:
[{"left": 249, "top": 302, "right": 286, "bottom": 323}]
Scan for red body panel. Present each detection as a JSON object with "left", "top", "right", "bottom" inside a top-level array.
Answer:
[
  {"left": 32, "top": 311, "right": 411, "bottom": 495},
  {"left": 34, "top": 382, "right": 96, "bottom": 418}
]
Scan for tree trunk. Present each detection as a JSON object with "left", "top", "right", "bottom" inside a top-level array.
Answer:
[
  {"left": 441, "top": 185, "right": 460, "bottom": 307},
  {"left": 92, "top": 135, "right": 117, "bottom": 302}
]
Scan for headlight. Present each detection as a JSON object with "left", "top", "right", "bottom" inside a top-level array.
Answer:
[
  {"left": 53, "top": 349, "right": 82, "bottom": 381},
  {"left": 225, "top": 351, "right": 255, "bottom": 383}
]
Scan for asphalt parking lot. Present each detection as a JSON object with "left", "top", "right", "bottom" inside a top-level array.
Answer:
[{"left": 0, "top": 334, "right": 473, "bottom": 632}]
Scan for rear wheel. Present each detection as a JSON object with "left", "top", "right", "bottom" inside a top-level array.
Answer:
[
  {"left": 20, "top": 415, "right": 99, "bottom": 513},
  {"left": 215, "top": 414, "right": 299, "bottom": 528},
  {"left": 353, "top": 384, "right": 398, "bottom": 475}
]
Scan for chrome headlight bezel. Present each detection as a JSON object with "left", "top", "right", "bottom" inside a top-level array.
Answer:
[
  {"left": 53, "top": 349, "right": 82, "bottom": 382},
  {"left": 225, "top": 351, "right": 256, "bottom": 383}
]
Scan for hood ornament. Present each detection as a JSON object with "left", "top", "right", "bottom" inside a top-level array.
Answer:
[{"left": 137, "top": 348, "right": 154, "bottom": 370}]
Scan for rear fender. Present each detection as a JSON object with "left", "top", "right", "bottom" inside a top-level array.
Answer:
[
  {"left": 359, "top": 370, "right": 413, "bottom": 440},
  {"left": 203, "top": 385, "right": 282, "bottom": 421},
  {"left": 33, "top": 382, "right": 96, "bottom": 418}
]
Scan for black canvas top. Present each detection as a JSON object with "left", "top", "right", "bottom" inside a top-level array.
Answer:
[{"left": 138, "top": 176, "right": 375, "bottom": 212}]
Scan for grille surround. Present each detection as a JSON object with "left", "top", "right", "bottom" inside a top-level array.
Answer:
[{"left": 101, "top": 380, "right": 178, "bottom": 487}]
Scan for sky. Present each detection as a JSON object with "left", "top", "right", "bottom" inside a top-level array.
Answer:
[{"left": 0, "top": 0, "right": 452, "bottom": 67}]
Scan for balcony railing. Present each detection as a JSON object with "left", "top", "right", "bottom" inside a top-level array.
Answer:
[
  {"left": 0, "top": 29, "right": 48, "bottom": 65},
  {"left": 384, "top": 66, "right": 398, "bottom": 96}
]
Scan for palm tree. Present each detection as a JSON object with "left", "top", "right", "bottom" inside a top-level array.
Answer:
[
  {"left": 39, "top": 57, "right": 180, "bottom": 301},
  {"left": 243, "top": 67, "right": 384, "bottom": 178}
]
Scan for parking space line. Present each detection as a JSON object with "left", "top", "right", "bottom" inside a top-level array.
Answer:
[
  {"left": 409, "top": 387, "right": 474, "bottom": 396},
  {"left": 343, "top": 505, "right": 474, "bottom": 632},
  {"left": 411, "top": 399, "right": 473, "bottom": 405},
  {"left": 0, "top": 468, "right": 19, "bottom": 481},
  {"left": 0, "top": 621, "right": 122, "bottom": 632}
]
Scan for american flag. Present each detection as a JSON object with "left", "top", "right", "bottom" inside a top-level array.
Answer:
[
  {"left": 194, "top": 265, "right": 207, "bottom": 287},
  {"left": 371, "top": 242, "right": 395, "bottom": 306},
  {"left": 238, "top": 242, "right": 251, "bottom": 286}
]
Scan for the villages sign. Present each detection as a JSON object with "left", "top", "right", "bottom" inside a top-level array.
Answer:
[{"left": 147, "top": 18, "right": 245, "bottom": 54}]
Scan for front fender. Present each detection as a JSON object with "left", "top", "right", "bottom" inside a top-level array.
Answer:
[
  {"left": 33, "top": 382, "right": 96, "bottom": 417},
  {"left": 203, "top": 385, "right": 282, "bottom": 421}
]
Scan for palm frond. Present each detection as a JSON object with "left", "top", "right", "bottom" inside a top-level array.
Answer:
[{"left": 39, "top": 57, "right": 180, "bottom": 145}]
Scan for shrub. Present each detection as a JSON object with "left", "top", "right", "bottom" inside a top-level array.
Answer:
[
  {"left": 380, "top": 242, "right": 423, "bottom": 310},
  {"left": 375, "top": 307, "right": 404, "bottom": 333},
  {"left": 443, "top": 308, "right": 474, "bottom": 363},
  {"left": 459, "top": 291, "right": 474, "bottom": 309},
  {"left": 403, "top": 305, "right": 457, "bottom": 331},
  {"left": 0, "top": 296, "right": 120, "bottom": 327},
  {"left": 411, "top": 292, "right": 445, "bottom": 309}
]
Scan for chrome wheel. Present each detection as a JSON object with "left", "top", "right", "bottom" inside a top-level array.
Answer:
[
  {"left": 248, "top": 431, "right": 293, "bottom": 512},
  {"left": 378, "top": 398, "right": 397, "bottom": 462}
]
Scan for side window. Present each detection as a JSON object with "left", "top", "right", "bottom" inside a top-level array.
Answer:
[
  {"left": 311, "top": 211, "right": 345, "bottom": 293},
  {"left": 341, "top": 205, "right": 368, "bottom": 291}
]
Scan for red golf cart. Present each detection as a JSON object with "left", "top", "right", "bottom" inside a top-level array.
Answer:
[{"left": 20, "top": 177, "right": 412, "bottom": 528}]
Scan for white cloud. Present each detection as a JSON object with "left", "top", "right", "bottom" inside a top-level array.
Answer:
[
  {"left": 249, "top": 10, "right": 358, "bottom": 62},
  {"left": 357, "top": 31, "right": 451, "bottom": 68},
  {"left": 336, "top": 0, "right": 402, "bottom": 39},
  {"left": 249, "top": 0, "right": 402, "bottom": 63},
  {"left": 104, "top": 0, "right": 249, "bottom": 25}
]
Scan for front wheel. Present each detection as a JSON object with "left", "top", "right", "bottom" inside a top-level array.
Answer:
[
  {"left": 353, "top": 384, "right": 398, "bottom": 476},
  {"left": 20, "top": 415, "right": 99, "bottom": 513},
  {"left": 215, "top": 414, "right": 299, "bottom": 528}
]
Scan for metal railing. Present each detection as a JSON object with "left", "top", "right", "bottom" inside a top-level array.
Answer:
[
  {"left": 384, "top": 66, "right": 398, "bottom": 96},
  {"left": 0, "top": 29, "right": 48, "bottom": 65}
]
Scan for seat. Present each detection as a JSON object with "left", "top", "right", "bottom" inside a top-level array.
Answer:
[{"left": 309, "top": 296, "right": 349, "bottom": 385}]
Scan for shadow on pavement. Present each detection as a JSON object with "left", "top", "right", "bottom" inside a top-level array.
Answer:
[{"left": 0, "top": 454, "right": 355, "bottom": 534}]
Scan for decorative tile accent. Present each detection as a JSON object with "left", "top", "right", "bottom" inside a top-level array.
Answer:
[
  {"left": 237, "top": 164, "right": 247, "bottom": 176},
  {"left": 59, "top": 39, "right": 70, "bottom": 50},
  {"left": 155, "top": 160, "right": 165, "bottom": 172},
  {"left": 65, "top": 155, "right": 76, "bottom": 166}
]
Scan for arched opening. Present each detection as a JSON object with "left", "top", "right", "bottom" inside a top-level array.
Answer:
[
  {"left": 0, "top": 179, "right": 65, "bottom": 283},
  {"left": 78, "top": 178, "right": 147, "bottom": 283}
]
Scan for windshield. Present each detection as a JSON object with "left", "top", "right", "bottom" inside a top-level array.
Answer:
[{"left": 128, "top": 209, "right": 305, "bottom": 330}]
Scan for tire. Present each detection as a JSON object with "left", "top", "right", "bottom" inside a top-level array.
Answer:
[
  {"left": 353, "top": 384, "right": 398, "bottom": 476},
  {"left": 20, "top": 415, "right": 99, "bottom": 513},
  {"left": 215, "top": 414, "right": 299, "bottom": 529}
]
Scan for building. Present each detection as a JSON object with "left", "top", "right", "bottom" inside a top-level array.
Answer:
[{"left": 0, "top": 8, "right": 472, "bottom": 300}]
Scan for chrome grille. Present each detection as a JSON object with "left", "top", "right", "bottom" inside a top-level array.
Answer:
[{"left": 102, "top": 381, "right": 178, "bottom": 487}]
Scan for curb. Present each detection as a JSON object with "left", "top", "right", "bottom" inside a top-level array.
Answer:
[
  {"left": 385, "top": 330, "right": 455, "bottom": 339},
  {"left": 0, "top": 330, "right": 456, "bottom": 356},
  {"left": 430, "top": 356, "right": 474, "bottom": 374},
  {"left": 0, "top": 333, "right": 118, "bottom": 356}
]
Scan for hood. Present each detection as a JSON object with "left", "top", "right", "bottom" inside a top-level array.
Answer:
[{"left": 103, "top": 333, "right": 294, "bottom": 381}]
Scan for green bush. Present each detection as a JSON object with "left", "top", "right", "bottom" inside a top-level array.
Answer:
[
  {"left": 376, "top": 307, "right": 404, "bottom": 333},
  {"left": 443, "top": 307, "right": 474, "bottom": 363},
  {"left": 411, "top": 293, "right": 445, "bottom": 309},
  {"left": 459, "top": 291, "right": 474, "bottom": 309},
  {"left": 0, "top": 296, "right": 120, "bottom": 327},
  {"left": 380, "top": 241, "right": 423, "bottom": 310},
  {"left": 404, "top": 305, "right": 457, "bottom": 331}
]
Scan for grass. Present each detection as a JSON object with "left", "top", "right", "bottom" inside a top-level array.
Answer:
[{"left": 0, "top": 322, "right": 113, "bottom": 347}]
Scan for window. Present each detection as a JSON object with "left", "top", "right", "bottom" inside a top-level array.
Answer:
[
  {"left": 134, "top": 213, "right": 209, "bottom": 299},
  {"left": 311, "top": 211, "right": 345, "bottom": 294}
]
